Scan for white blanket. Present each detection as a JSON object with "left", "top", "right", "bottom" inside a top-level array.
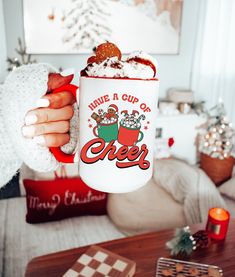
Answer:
[{"left": 153, "top": 159, "right": 227, "bottom": 224}]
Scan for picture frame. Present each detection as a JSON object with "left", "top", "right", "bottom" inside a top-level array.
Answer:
[{"left": 23, "top": 0, "right": 183, "bottom": 54}]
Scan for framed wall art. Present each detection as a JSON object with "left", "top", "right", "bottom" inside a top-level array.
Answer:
[{"left": 23, "top": 0, "right": 183, "bottom": 54}]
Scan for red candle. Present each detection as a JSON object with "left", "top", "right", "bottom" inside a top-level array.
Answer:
[{"left": 206, "top": 207, "right": 230, "bottom": 240}]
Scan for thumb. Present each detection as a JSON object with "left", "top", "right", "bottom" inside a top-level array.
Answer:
[{"left": 47, "top": 72, "right": 74, "bottom": 92}]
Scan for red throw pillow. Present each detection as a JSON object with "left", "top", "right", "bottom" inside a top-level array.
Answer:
[{"left": 24, "top": 176, "right": 107, "bottom": 224}]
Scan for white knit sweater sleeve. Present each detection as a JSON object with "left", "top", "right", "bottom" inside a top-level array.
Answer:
[{"left": 0, "top": 63, "right": 79, "bottom": 188}]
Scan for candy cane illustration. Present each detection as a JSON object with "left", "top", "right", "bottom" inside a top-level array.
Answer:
[
  {"left": 98, "top": 109, "right": 104, "bottom": 115},
  {"left": 131, "top": 110, "right": 139, "bottom": 116},
  {"left": 137, "top": 114, "right": 146, "bottom": 123},
  {"left": 121, "top": 110, "right": 128, "bottom": 116}
]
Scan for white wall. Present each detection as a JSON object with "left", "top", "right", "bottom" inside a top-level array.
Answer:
[
  {"left": 0, "top": 0, "right": 7, "bottom": 83},
  {"left": 157, "top": 0, "right": 200, "bottom": 98},
  {"left": 2, "top": 0, "right": 200, "bottom": 97}
]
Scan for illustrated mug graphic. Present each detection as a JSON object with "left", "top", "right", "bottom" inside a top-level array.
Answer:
[
  {"left": 93, "top": 122, "right": 118, "bottom": 142},
  {"left": 91, "top": 104, "right": 119, "bottom": 142},
  {"left": 49, "top": 77, "right": 159, "bottom": 194},
  {"left": 118, "top": 110, "right": 145, "bottom": 146},
  {"left": 118, "top": 124, "right": 143, "bottom": 146}
]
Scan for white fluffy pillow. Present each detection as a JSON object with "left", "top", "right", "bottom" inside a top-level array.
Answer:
[
  {"left": 219, "top": 177, "right": 235, "bottom": 200},
  {"left": 107, "top": 177, "right": 186, "bottom": 235}
]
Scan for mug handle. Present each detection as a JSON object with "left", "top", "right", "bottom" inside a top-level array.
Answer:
[
  {"left": 137, "top": 130, "right": 144, "bottom": 143},
  {"left": 93, "top": 126, "right": 99, "bottom": 137},
  {"left": 49, "top": 84, "right": 79, "bottom": 163}
]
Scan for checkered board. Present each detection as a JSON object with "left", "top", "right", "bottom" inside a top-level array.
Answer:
[{"left": 63, "top": 245, "right": 136, "bottom": 277}]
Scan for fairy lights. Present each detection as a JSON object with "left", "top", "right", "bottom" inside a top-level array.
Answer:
[{"left": 199, "top": 103, "right": 234, "bottom": 159}]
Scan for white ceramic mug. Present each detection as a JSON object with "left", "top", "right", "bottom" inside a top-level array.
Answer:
[{"left": 50, "top": 76, "right": 159, "bottom": 193}]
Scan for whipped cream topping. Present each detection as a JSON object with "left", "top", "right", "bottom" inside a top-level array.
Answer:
[
  {"left": 84, "top": 52, "right": 157, "bottom": 79},
  {"left": 86, "top": 57, "right": 122, "bottom": 78},
  {"left": 126, "top": 51, "right": 158, "bottom": 70}
]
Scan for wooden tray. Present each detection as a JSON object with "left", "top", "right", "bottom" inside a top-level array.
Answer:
[{"left": 156, "top": 257, "right": 223, "bottom": 277}]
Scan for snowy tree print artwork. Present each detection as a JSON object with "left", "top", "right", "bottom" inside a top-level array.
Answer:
[
  {"left": 23, "top": 0, "right": 183, "bottom": 54},
  {"left": 62, "top": 0, "right": 112, "bottom": 51}
]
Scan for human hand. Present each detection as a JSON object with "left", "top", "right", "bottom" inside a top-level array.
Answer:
[{"left": 22, "top": 71, "right": 76, "bottom": 147}]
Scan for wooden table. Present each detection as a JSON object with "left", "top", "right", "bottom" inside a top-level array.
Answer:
[{"left": 26, "top": 219, "right": 235, "bottom": 276}]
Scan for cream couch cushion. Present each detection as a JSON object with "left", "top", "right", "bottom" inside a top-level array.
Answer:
[
  {"left": 107, "top": 178, "right": 186, "bottom": 235},
  {"left": 219, "top": 177, "right": 235, "bottom": 200}
]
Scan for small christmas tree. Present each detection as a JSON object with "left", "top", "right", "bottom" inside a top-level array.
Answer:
[
  {"left": 166, "top": 227, "right": 210, "bottom": 258},
  {"left": 7, "top": 38, "right": 37, "bottom": 71},
  {"left": 199, "top": 102, "right": 235, "bottom": 160},
  {"left": 62, "top": 0, "right": 112, "bottom": 51},
  {"left": 166, "top": 226, "right": 196, "bottom": 257}
]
